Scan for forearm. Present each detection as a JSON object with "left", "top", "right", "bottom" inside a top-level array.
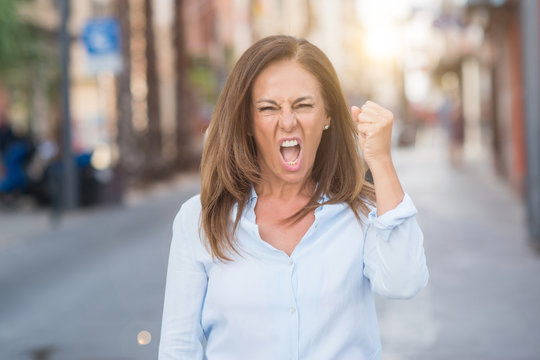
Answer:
[
  {"left": 363, "top": 193, "right": 428, "bottom": 299},
  {"left": 369, "top": 155, "right": 404, "bottom": 216}
]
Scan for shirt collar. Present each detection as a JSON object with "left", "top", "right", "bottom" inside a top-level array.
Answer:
[
  {"left": 248, "top": 185, "right": 329, "bottom": 205},
  {"left": 249, "top": 186, "right": 258, "bottom": 202}
]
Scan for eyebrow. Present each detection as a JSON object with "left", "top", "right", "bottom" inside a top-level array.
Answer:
[
  {"left": 255, "top": 99, "right": 279, "bottom": 106},
  {"left": 293, "top": 96, "right": 315, "bottom": 105},
  {"left": 255, "top": 96, "right": 315, "bottom": 106}
]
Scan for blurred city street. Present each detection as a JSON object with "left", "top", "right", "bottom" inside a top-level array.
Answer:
[
  {"left": 378, "top": 131, "right": 540, "bottom": 360},
  {"left": 1, "top": 0, "right": 540, "bottom": 359},
  {"left": 1, "top": 134, "right": 539, "bottom": 360},
  {"left": 0, "top": 174, "right": 201, "bottom": 360}
]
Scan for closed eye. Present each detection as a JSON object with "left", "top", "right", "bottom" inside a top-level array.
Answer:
[
  {"left": 258, "top": 106, "right": 278, "bottom": 112},
  {"left": 296, "top": 103, "right": 314, "bottom": 109}
]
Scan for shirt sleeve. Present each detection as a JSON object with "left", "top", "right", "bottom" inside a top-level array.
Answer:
[
  {"left": 362, "top": 193, "right": 429, "bottom": 299},
  {"left": 158, "top": 203, "right": 207, "bottom": 359}
]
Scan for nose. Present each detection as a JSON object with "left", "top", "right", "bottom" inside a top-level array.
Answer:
[{"left": 278, "top": 108, "right": 297, "bottom": 132}]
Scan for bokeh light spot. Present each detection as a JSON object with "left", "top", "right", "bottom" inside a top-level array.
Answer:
[{"left": 137, "top": 330, "right": 152, "bottom": 345}]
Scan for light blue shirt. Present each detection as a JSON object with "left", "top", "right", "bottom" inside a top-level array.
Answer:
[{"left": 159, "top": 191, "right": 428, "bottom": 360}]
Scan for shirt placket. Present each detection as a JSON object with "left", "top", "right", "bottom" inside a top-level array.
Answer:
[{"left": 286, "top": 256, "right": 299, "bottom": 360}]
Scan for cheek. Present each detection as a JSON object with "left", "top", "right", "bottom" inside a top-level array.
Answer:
[
  {"left": 253, "top": 118, "right": 277, "bottom": 154},
  {"left": 253, "top": 114, "right": 278, "bottom": 134},
  {"left": 306, "top": 134, "right": 323, "bottom": 157},
  {"left": 298, "top": 113, "right": 325, "bottom": 150}
]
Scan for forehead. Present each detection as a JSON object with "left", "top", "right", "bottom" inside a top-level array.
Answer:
[{"left": 252, "top": 59, "right": 322, "bottom": 100}]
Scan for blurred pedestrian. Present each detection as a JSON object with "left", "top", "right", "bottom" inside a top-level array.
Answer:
[
  {"left": 439, "top": 91, "right": 464, "bottom": 168},
  {"left": 0, "top": 85, "right": 33, "bottom": 194},
  {"left": 0, "top": 86, "right": 17, "bottom": 159},
  {"left": 159, "top": 35, "right": 428, "bottom": 360},
  {"left": 449, "top": 94, "right": 465, "bottom": 167}
]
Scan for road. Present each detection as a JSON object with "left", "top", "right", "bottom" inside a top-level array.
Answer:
[
  {"left": 0, "top": 175, "right": 201, "bottom": 359},
  {"left": 379, "top": 134, "right": 540, "bottom": 360},
  {"left": 1, "top": 138, "right": 540, "bottom": 359}
]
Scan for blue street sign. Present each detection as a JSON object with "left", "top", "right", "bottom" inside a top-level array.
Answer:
[
  {"left": 82, "top": 17, "right": 121, "bottom": 55},
  {"left": 81, "top": 17, "right": 122, "bottom": 74}
]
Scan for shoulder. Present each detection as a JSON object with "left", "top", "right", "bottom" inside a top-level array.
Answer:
[
  {"left": 180, "top": 193, "right": 202, "bottom": 214},
  {"left": 173, "top": 194, "right": 202, "bottom": 232},
  {"left": 170, "top": 194, "right": 210, "bottom": 255},
  {"left": 324, "top": 194, "right": 372, "bottom": 224}
]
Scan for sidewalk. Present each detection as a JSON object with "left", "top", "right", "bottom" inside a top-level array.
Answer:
[
  {"left": 378, "top": 131, "right": 540, "bottom": 360},
  {"left": 0, "top": 172, "right": 201, "bottom": 253},
  {"left": 0, "top": 171, "right": 202, "bottom": 360}
]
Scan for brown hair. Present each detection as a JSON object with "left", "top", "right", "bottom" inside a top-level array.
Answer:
[{"left": 200, "top": 35, "right": 375, "bottom": 261}]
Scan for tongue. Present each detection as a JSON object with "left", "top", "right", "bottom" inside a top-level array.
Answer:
[{"left": 281, "top": 145, "right": 300, "bottom": 162}]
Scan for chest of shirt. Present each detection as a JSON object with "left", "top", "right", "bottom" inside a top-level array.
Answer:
[{"left": 200, "top": 203, "right": 369, "bottom": 315}]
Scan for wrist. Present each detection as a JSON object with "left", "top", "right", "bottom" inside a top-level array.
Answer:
[{"left": 367, "top": 154, "right": 394, "bottom": 175}]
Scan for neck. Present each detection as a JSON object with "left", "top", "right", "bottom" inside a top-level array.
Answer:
[{"left": 255, "top": 179, "right": 315, "bottom": 201}]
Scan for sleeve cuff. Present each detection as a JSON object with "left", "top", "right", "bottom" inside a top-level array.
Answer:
[{"left": 368, "top": 193, "right": 418, "bottom": 231}]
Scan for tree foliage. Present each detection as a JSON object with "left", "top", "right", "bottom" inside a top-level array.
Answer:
[{"left": 0, "top": 0, "right": 43, "bottom": 81}]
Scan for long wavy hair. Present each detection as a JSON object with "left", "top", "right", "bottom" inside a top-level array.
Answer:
[{"left": 200, "top": 35, "right": 375, "bottom": 261}]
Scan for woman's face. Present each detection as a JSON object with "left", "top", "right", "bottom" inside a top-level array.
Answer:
[{"left": 251, "top": 59, "right": 330, "bottom": 187}]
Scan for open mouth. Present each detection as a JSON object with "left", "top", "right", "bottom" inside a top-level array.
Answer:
[{"left": 280, "top": 138, "right": 302, "bottom": 169}]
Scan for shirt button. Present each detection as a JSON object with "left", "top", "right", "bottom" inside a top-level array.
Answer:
[
  {"left": 289, "top": 307, "right": 296, "bottom": 314},
  {"left": 288, "top": 260, "right": 294, "bottom": 266}
]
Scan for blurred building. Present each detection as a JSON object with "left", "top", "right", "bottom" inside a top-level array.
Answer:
[
  {"left": 11, "top": 0, "right": 204, "bottom": 187},
  {"left": 431, "top": 0, "right": 540, "bottom": 245},
  {"left": 464, "top": 0, "right": 526, "bottom": 193},
  {"left": 8, "top": 0, "right": 538, "bottom": 233},
  {"left": 429, "top": 0, "right": 529, "bottom": 191}
]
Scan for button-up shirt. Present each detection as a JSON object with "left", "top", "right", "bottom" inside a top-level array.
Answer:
[{"left": 159, "top": 191, "right": 428, "bottom": 360}]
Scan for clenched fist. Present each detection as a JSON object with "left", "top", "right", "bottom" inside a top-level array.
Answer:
[{"left": 351, "top": 101, "right": 394, "bottom": 169}]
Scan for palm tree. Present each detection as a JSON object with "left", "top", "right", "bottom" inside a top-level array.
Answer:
[
  {"left": 173, "top": 0, "right": 195, "bottom": 170},
  {"left": 144, "top": 0, "right": 163, "bottom": 176},
  {"left": 115, "top": 0, "right": 138, "bottom": 179},
  {"left": 0, "top": 0, "right": 56, "bottom": 148},
  {"left": 0, "top": 0, "right": 40, "bottom": 81}
]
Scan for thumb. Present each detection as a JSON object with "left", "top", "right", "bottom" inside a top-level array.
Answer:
[{"left": 351, "top": 106, "right": 362, "bottom": 123}]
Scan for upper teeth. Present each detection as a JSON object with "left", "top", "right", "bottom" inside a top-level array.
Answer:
[{"left": 281, "top": 139, "right": 298, "bottom": 147}]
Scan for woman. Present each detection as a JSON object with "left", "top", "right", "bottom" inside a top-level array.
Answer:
[{"left": 159, "top": 35, "right": 428, "bottom": 360}]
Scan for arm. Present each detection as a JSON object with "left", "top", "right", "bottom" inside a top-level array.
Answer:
[
  {"left": 352, "top": 101, "right": 404, "bottom": 215},
  {"left": 362, "top": 193, "right": 428, "bottom": 299},
  {"left": 159, "top": 204, "right": 207, "bottom": 359},
  {"left": 352, "top": 101, "right": 428, "bottom": 298},
  {"left": 369, "top": 157, "right": 404, "bottom": 216}
]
